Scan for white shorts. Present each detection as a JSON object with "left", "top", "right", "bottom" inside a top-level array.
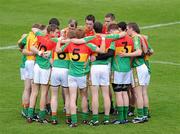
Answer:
[
  {"left": 33, "top": 64, "right": 51, "bottom": 84},
  {"left": 131, "top": 64, "right": 150, "bottom": 87},
  {"left": 90, "top": 65, "right": 109, "bottom": 86},
  {"left": 20, "top": 68, "right": 25, "bottom": 80},
  {"left": 113, "top": 71, "right": 131, "bottom": 84},
  {"left": 68, "top": 75, "right": 87, "bottom": 89},
  {"left": 50, "top": 67, "right": 68, "bottom": 87},
  {"left": 24, "top": 60, "right": 35, "bottom": 79}
]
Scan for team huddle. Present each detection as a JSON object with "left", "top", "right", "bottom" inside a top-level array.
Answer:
[{"left": 18, "top": 13, "right": 154, "bottom": 127}]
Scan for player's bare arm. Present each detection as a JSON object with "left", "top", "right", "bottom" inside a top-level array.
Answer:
[{"left": 119, "top": 49, "right": 142, "bottom": 57}]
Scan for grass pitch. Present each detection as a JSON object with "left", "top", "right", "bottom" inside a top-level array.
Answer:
[{"left": 0, "top": 0, "right": 180, "bottom": 134}]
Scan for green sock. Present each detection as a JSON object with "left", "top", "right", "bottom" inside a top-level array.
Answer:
[
  {"left": 143, "top": 107, "right": 148, "bottom": 116},
  {"left": 111, "top": 101, "right": 114, "bottom": 109},
  {"left": 23, "top": 107, "right": 28, "bottom": 116},
  {"left": 137, "top": 108, "right": 144, "bottom": 118},
  {"left": 28, "top": 108, "right": 34, "bottom": 118},
  {"left": 39, "top": 110, "right": 46, "bottom": 120},
  {"left": 124, "top": 106, "right": 128, "bottom": 120},
  {"left": 51, "top": 115, "right": 57, "bottom": 121},
  {"left": 93, "top": 114, "right": 98, "bottom": 122},
  {"left": 66, "top": 114, "right": 71, "bottom": 120},
  {"left": 82, "top": 112, "right": 88, "bottom": 121},
  {"left": 71, "top": 114, "right": 77, "bottom": 124},
  {"left": 129, "top": 105, "right": 135, "bottom": 112},
  {"left": 104, "top": 115, "right": 109, "bottom": 121},
  {"left": 46, "top": 103, "right": 51, "bottom": 111},
  {"left": 117, "top": 106, "right": 124, "bottom": 121}
]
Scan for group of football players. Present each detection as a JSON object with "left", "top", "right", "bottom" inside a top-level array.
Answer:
[{"left": 18, "top": 13, "right": 153, "bottom": 127}]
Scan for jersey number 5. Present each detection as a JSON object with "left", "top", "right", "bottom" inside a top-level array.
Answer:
[{"left": 72, "top": 48, "right": 80, "bottom": 61}]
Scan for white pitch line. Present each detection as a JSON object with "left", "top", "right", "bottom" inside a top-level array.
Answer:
[
  {"left": 0, "top": 45, "right": 17, "bottom": 50},
  {"left": 140, "top": 21, "right": 180, "bottom": 29},
  {"left": 150, "top": 61, "right": 180, "bottom": 66},
  {"left": 0, "top": 21, "right": 180, "bottom": 50},
  {"left": 0, "top": 21, "right": 180, "bottom": 66}
]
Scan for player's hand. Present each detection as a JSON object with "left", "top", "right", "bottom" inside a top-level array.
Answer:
[
  {"left": 38, "top": 51, "right": 43, "bottom": 56},
  {"left": 147, "top": 49, "right": 154, "bottom": 56},
  {"left": 119, "top": 52, "right": 126, "bottom": 57},
  {"left": 90, "top": 56, "right": 96, "bottom": 62},
  {"left": 29, "top": 51, "right": 34, "bottom": 56},
  {"left": 42, "top": 51, "right": 51, "bottom": 59},
  {"left": 101, "top": 37, "right": 105, "bottom": 40},
  {"left": 21, "top": 34, "right": 27, "bottom": 39},
  {"left": 19, "top": 48, "right": 23, "bottom": 52}
]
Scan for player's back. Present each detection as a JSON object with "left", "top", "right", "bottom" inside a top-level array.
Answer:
[
  {"left": 114, "top": 34, "right": 134, "bottom": 54},
  {"left": 37, "top": 34, "right": 56, "bottom": 51},
  {"left": 112, "top": 34, "right": 134, "bottom": 72},
  {"left": 65, "top": 42, "right": 93, "bottom": 76},
  {"left": 68, "top": 42, "right": 92, "bottom": 63},
  {"left": 35, "top": 34, "right": 57, "bottom": 69},
  {"left": 90, "top": 34, "right": 112, "bottom": 49}
]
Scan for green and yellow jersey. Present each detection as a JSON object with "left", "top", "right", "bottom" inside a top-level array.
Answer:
[
  {"left": 61, "top": 42, "right": 97, "bottom": 77},
  {"left": 24, "top": 31, "right": 38, "bottom": 60},
  {"left": 51, "top": 38, "right": 70, "bottom": 69},
  {"left": 141, "top": 36, "right": 153, "bottom": 74},
  {"left": 17, "top": 35, "right": 27, "bottom": 68},
  {"left": 34, "top": 34, "right": 57, "bottom": 69},
  {"left": 131, "top": 35, "right": 145, "bottom": 68},
  {"left": 91, "top": 35, "right": 112, "bottom": 65},
  {"left": 110, "top": 35, "right": 134, "bottom": 72}
]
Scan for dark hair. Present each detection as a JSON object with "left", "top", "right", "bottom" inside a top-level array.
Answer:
[
  {"left": 39, "top": 24, "right": 46, "bottom": 31},
  {"left": 49, "top": 18, "right": 60, "bottom": 26},
  {"left": 47, "top": 24, "right": 58, "bottom": 34},
  {"left": 127, "top": 22, "right": 140, "bottom": 33},
  {"left": 75, "top": 28, "right": 85, "bottom": 39},
  {"left": 85, "top": 14, "right": 95, "bottom": 23},
  {"left": 93, "top": 21, "right": 103, "bottom": 33},
  {"left": 32, "top": 23, "right": 41, "bottom": 29},
  {"left": 105, "top": 13, "right": 115, "bottom": 21},
  {"left": 117, "top": 22, "right": 127, "bottom": 31},
  {"left": 68, "top": 19, "right": 78, "bottom": 28},
  {"left": 108, "top": 23, "right": 119, "bottom": 32}
]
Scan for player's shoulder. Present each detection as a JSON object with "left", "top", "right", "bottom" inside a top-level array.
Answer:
[
  {"left": 125, "top": 34, "right": 134, "bottom": 42},
  {"left": 133, "top": 35, "right": 141, "bottom": 40},
  {"left": 51, "top": 37, "right": 59, "bottom": 43},
  {"left": 86, "top": 43, "right": 97, "bottom": 49}
]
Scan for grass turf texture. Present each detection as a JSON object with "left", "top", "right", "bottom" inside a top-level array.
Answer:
[{"left": 0, "top": 0, "right": 180, "bottom": 134}]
